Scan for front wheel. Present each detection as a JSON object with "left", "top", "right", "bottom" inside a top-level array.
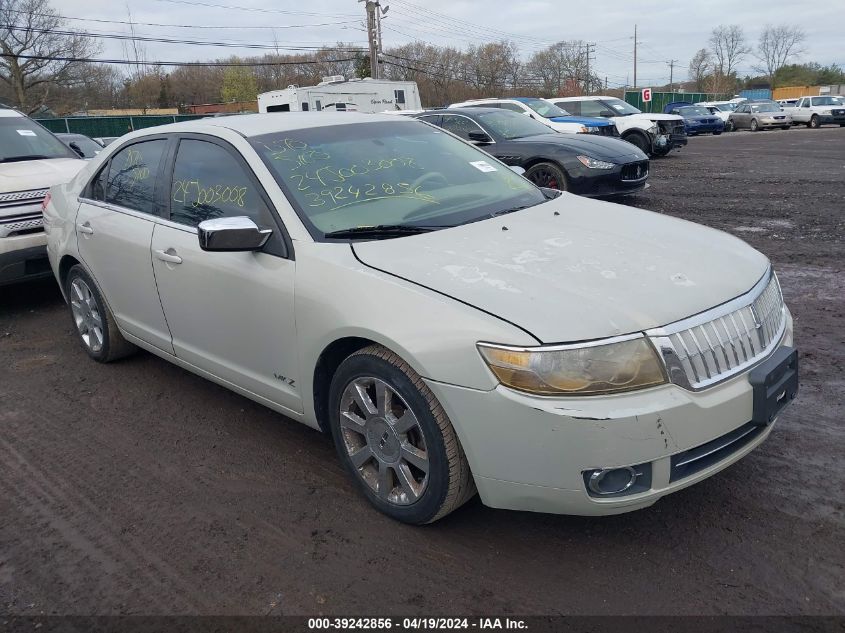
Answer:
[
  {"left": 809, "top": 115, "right": 820, "bottom": 129},
  {"left": 328, "top": 345, "right": 475, "bottom": 524},
  {"left": 524, "top": 161, "right": 568, "bottom": 191},
  {"left": 713, "top": 130, "right": 722, "bottom": 135},
  {"left": 750, "top": 119, "right": 759, "bottom": 132},
  {"left": 622, "top": 132, "right": 651, "bottom": 155}
]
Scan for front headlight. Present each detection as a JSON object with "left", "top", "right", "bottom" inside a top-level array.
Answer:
[
  {"left": 477, "top": 336, "right": 667, "bottom": 396},
  {"left": 585, "top": 126, "right": 601, "bottom": 134},
  {"left": 577, "top": 155, "right": 615, "bottom": 169}
]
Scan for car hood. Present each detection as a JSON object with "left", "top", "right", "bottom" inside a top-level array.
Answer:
[
  {"left": 0, "top": 158, "right": 85, "bottom": 193},
  {"left": 513, "top": 133, "right": 646, "bottom": 162},
  {"left": 549, "top": 115, "right": 613, "bottom": 127},
  {"left": 621, "top": 112, "right": 684, "bottom": 122},
  {"left": 353, "top": 195, "right": 769, "bottom": 343}
]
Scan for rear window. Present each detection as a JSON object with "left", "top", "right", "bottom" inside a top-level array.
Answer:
[{"left": 0, "top": 116, "right": 76, "bottom": 162}]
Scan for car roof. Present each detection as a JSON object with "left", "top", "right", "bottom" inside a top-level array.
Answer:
[
  {"left": 418, "top": 108, "right": 501, "bottom": 116},
  {"left": 126, "top": 112, "right": 410, "bottom": 139},
  {"left": 0, "top": 108, "right": 24, "bottom": 118},
  {"left": 552, "top": 96, "right": 609, "bottom": 101}
]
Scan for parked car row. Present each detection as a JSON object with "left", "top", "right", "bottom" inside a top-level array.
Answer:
[{"left": 37, "top": 111, "right": 796, "bottom": 525}]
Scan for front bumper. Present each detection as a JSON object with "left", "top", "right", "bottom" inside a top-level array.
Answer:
[
  {"left": 685, "top": 122, "right": 724, "bottom": 135},
  {"left": 427, "top": 334, "right": 794, "bottom": 516},
  {"left": 568, "top": 160, "right": 649, "bottom": 197},
  {"left": 0, "top": 233, "right": 51, "bottom": 286},
  {"left": 758, "top": 117, "right": 791, "bottom": 128}
]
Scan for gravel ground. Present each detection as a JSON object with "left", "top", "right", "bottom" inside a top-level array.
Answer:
[{"left": 1, "top": 125, "right": 843, "bottom": 617}]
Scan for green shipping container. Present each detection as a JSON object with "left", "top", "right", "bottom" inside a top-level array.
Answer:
[{"left": 624, "top": 91, "right": 732, "bottom": 113}]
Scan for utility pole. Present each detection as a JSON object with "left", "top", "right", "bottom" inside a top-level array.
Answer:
[
  {"left": 667, "top": 59, "right": 678, "bottom": 93},
  {"left": 359, "top": 0, "right": 382, "bottom": 79},
  {"left": 583, "top": 42, "right": 595, "bottom": 94},
  {"left": 633, "top": 24, "right": 637, "bottom": 89}
]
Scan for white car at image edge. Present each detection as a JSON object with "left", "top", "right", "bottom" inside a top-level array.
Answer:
[
  {"left": 1, "top": 107, "right": 85, "bottom": 285},
  {"left": 44, "top": 112, "right": 798, "bottom": 524}
]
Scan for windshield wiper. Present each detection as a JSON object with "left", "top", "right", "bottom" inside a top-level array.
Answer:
[
  {"left": 0, "top": 155, "right": 51, "bottom": 163},
  {"left": 323, "top": 224, "right": 445, "bottom": 239}
]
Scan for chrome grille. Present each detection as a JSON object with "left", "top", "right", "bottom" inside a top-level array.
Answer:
[
  {"left": 647, "top": 271, "right": 786, "bottom": 391},
  {"left": 0, "top": 188, "right": 49, "bottom": 208},
  {"left": 0, "top": 213, "right": 43, "bottom": 238}
]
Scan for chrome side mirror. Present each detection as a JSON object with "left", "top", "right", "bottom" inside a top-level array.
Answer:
[{"left": 197, "top": 216, "right": 272, "bottom": 252}]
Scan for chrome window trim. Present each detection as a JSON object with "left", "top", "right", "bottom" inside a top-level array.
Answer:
[
  {"left": 438, "top": 113, "right": 497, "bottom": 145},
  {"left": 77, "top": 196, "right": 199, "bottom": 235}
]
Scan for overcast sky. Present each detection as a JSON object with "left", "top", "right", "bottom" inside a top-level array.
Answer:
[{"left": 61, "top": 0, "right": 845, "bottom": 89}]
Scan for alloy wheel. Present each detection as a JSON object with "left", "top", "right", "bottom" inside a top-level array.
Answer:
[
  {"left": 527, "top": 165, "right": 564, "bottom": 190},
  {"left": 339, "top": 376, "right": 429, "bottom": 505},
  {"left": 69, "top": 277, "right": 104, "bottom": 353}
]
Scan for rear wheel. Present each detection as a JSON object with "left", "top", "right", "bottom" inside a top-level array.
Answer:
[
  {"left": 65, "top": 265, "right": 136, "bottom": 363},
  {"left": 328, "top": 344, "right": 475, "bottom": 524},
  {"left": 524, "top": 161, "right": 568, "bottom": 191},
  {"left": 725, "top": 120, "right": 735, "bottom": 132},
  {"left": 809, "top": 115, "right": 820, "bottom": 129}
]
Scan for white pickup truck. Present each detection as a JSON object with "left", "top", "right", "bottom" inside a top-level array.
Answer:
[{"left": 784, "top": 96, "right": 845, "bottom": 128}]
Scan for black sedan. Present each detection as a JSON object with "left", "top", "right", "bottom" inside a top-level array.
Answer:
[
  {"left": 413, "top": 108, "right": 649, "bottom": 196},
  {"left": 55, "top": 133, "right": 104, "bottom": 159}
]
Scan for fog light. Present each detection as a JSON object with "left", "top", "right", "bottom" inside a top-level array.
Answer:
[{"left": 588, "top": 466, "right": 639, "bottom": 495}]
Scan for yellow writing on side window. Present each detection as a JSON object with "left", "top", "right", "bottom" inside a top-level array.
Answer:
[
  {"left": 124, "top": 147, "right": 150, "bottom": 185},
  {"left": 173, "top": 179, "right": 248, "bottom": 209}
]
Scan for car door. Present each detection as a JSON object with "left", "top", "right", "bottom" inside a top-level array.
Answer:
[
  {"left": 149, "top": 135, "right": 302, "bottom": 414},
  {"left": 733, "top": 105, "right": 748, "bottom": 128},
  {"left": 75, "top": 137, "right": 174, "bottom": 353}
]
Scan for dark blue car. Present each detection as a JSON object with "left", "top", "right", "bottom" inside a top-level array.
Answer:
[{"left": 664, "top": 101, "right": 724, "bottom": 135}]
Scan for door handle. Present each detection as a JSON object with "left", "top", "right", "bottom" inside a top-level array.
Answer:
[
  {"left": 154, "top": 249, "right": 183, "bottom": 265},
  {"left": 77, "top": 222, "right": 94, "bottom": 235}
]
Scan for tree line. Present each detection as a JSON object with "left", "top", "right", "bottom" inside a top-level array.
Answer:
[{"left": 1, "top": 0, "right": 842, "bottom": 115}]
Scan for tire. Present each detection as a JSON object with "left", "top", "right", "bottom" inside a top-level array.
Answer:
[
  {"left": 809, "top": 115, "right": 820, "bottom": 129},
  {"left": 713, "top": 130, "right": 722, "bottom": 135},
  {"left": 623, "top": 131, "right": 650, "bottom": 155},
  {"left": 524, "top": 161, "right": 568, "bottom": 191},
  {"left": 725, "top": 120, "right": 735, "bottom": 132},
  {"left": 328, "top": 344, "right": 475, "bottom": 524},
  {"left": 65, "top": 264, "right": 137, "bottom": 363},
  {"left": 750, "top": 119, "right": 759, "bottom": 132},
  {"left": 781, "top": 126, "right": 790, "bottom": 130},
  {"left": 840, "top": 124, "right": 845, "bottom": 127}
]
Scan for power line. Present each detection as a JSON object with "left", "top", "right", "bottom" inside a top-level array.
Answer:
[
  {"left": 0, "top": 25, "right": 368, "bottom": 52},
  {"left": 151, "top": 0, "right": 358, "bottom": 18},
  {"left": 0, "top": 52, "right": 358, "bottom": 67}
]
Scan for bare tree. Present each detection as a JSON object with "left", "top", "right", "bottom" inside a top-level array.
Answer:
[
  {"left": 756, "top": 25, "right": 805, "bottom": 88},
  {"left": 0, "top": 0, "right": 100, "bottom": 112},
  {"left": 526, "top": 41, "right": 585, "bottom": 96},
  {"left": 688, "top": 48, "right": 711, "bottom": 91},
  {"left": 708, "top": 25, "right": 750, "bottom": 93}
]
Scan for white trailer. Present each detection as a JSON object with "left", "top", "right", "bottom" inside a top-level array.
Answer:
[{"left": 257, "top": 76, "right": 421, "bottom": 114}]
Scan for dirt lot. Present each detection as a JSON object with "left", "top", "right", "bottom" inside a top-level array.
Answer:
[{"left": 1, "top": 126, "right": 843, "bottom": 617}]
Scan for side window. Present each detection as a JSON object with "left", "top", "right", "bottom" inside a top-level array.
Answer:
[
  {"left": 499, "top": 102, "right": 525, "bottom": 113},
  {"left": 440, "top": 115, "right": 485, "bottom": 141},
  {"left": 394, "top": 89, "right": 406, "bottom": 104},
  {"left": 105, "top": 139, "right": 166, "bottom": 215},
  {"left": 579, "top": 100, "right": 607, "bottom": 117},
  {"left": 802, "top": 99, "right": 810, "bottom": 108},
  {"left": 170, "top": 139, "right": 270, "bottom": 228},
  {"left": 564, "top": 101, "right": 581, "bottom": 115}
]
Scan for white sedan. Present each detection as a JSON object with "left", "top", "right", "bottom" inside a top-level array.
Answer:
[{"left": 44, "top": 113, "right": 797, "bottom": 524}]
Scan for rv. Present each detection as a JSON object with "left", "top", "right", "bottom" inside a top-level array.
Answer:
[{"left": 257, "top": 76, "right": 421, "bottom": 114}]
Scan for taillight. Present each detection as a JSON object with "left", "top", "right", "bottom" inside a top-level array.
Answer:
[{"left": 42, "top": 191, "right": 51, "bottom": 211}]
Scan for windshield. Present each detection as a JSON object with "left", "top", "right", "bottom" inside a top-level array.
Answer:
[
  {"left": 603, "top": 98, "right": 642, "bottom": 116},
  {"left": 58, "top": 134, "right": 102, "bottom": 158},
  {"left": 251, "top": 121, "right": 545, "bottom": 239},
  {"left": 475, "top": 110, "right": 558, "bottom": 139},
  {"left": 0, "top": 116, "right": 76, "bottom": 162},
  {"left": 520, "top": 99, "right": 571, "bottom": 118},
  {"left": 814, "top": 96, "right": 845, "bottom": 106},
  {"left": 679, "top": 106, "right": 711, "bottom": 117},
  {"left": 750, "top": 103, "right": 780, "bottom": 113}
]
